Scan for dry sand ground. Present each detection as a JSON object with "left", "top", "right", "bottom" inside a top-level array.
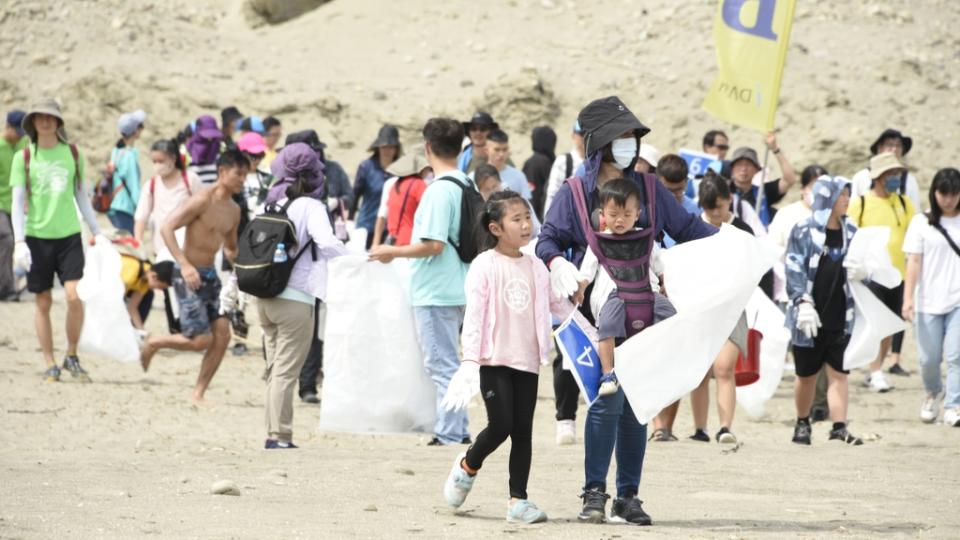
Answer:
[{"left": 1, "top": 289, "right": 959, "bottom": 540}]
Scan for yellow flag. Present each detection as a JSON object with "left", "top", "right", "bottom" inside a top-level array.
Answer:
[{"left": 702, "top": 0, "right": 796, "bottom": 132}]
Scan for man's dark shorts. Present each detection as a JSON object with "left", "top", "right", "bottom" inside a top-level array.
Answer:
[
  {"left": 173, "top": 266, "right": 222, "bottom": 338},
  {"left": 26, "top": 234, "right": 84, "bottom": 293},
  {"left": 793, "top": 330, "right": 850, "bottom": 378}
]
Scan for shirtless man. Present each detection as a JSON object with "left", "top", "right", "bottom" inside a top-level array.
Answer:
[{"left": 140, "top": 149, "right": 248, "bottom": 402}]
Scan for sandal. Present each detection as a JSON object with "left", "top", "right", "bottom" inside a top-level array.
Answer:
[{"left": 648, "top": 428, "right": 678, "bottom": 442}]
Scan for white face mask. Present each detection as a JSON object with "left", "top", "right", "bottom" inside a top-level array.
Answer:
[
  {"left": 153, "top": 161, "right": 174, "bottom": 178},
  {"left": 611, "top": 137, "right": 637, "bottom": 170}
]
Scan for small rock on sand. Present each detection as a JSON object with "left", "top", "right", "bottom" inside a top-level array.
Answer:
[{"left": 210, "top": 480, "right": 241, "bottom": 496}]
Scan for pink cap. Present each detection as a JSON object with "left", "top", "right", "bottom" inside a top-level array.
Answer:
[{"left": 237, "top": 132, "right": 267, "bottom": 154}]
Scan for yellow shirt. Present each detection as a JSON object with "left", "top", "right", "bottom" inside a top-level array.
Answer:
[
  {"left": 847, "top": 192, "right": 915, "bottom": 277},
  {"left": 120, "top": 255, "right": 150, "bottom": 296}
]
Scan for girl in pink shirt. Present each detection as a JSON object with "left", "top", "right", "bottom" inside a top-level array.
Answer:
[{"left": 442, "top": 191, "right": 587, "bottom": 524}]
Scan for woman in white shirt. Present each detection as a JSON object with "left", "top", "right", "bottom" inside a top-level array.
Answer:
[
  {"left": 902, "top": 168, "right": 960, "bottom": 426},
  {"left": 134, "top": 139, "right": 202, "bottom": 260},
  {"left": 258, "top": 143, "right": 348, "bottom": 449}
]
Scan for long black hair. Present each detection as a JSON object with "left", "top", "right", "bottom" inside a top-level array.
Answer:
[
  {"left": 150, "top": 139, "right": 186, "bottom": 171},
  {"left": 478, "top": 190, "right": 527, "bottom": 252},
  {"left": 928, "top": 167, "right": 960, "bottom": 226}
]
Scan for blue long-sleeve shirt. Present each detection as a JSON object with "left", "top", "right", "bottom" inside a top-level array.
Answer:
[
  {"left": 351, "top": 157, "right": 387, "bottom": 233},
  {"left": 536, "top": 170, "right": 717, "bottom": 267}
]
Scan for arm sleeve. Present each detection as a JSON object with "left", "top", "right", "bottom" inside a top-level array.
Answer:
[
  {"left": 11, "top": 186, "right": 26, "bottom": 241},
  {"left": 75, "top": 185, "right": 101, "bottom": 236},
  {"left": 655, "top": 181, "right": 718, "bottom": 243},
  {"left": 784, "top": 226, "right": 811, "bottom": 304},
  {"left": 535, "top": 183, "right": 576, "bottom": 264},
  {"left": 460, "top": 259, "right": 488, "bottom": 362},
  {"left": 305, "top": 201, "right": 349, "bottom": 259},
  {"left": 350, "top": 161, "right": 367, "bottom": 216},
  {"left": 125, "top": 152, "right": 141, "bottom": 207},
  {"left": 518, "top": 170, "right": 533, "bottom": 201},
  {"left": 377, "top": 177, "right": 395, "bottom": 219}
]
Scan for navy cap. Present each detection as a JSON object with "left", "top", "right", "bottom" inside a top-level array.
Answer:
[{"left": 6, "top": 110, "right": 26, "bottom": 136}]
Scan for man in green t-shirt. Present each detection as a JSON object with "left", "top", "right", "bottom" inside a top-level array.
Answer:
[
  {"left": 0, "top": 110, "right": 28, "bottom": 300},
  {"left": 10, "top": 98, "right": 105, "bottom": 382}
]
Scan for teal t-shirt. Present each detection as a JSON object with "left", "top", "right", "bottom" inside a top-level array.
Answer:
[
  {"left": 0, "top": 136, "right": 28, "bottom": 213},
  {"left": 409, "top": 171, "right": 472, "bottom": 307},
  {"left": 9, "top": 143, "right": 85, "bottom": 239},
  {"left": 109, "top": 146, "right": 141, "bottom": 216}
]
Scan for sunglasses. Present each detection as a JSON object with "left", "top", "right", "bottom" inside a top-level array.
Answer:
[
  {"left": 714, "top": 144, "right": 730, "bottom": 151},
  {"left": 245, "top": 152, "right": 265, "bottom": 160}
]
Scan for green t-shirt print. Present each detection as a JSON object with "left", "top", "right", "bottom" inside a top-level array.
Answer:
[{"left": 9, "top": 143, "right": 85, "bottom": 239}]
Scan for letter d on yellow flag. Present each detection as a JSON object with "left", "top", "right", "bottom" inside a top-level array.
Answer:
[{"left": 702, "top": 0, "right": 796, "bottom": 131}]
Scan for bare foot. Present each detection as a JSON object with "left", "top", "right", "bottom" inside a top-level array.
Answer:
[
  {"left": 140, "top": 342, "right": 158, "bottom": 372},
  {"left": 190, "top": 388, "right": 206, "bottom": 403}
]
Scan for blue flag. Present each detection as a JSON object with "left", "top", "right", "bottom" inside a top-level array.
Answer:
[{"left": 554, "top": 314, "right": 601, "bottom": 407}]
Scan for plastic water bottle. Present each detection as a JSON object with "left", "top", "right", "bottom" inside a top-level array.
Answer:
[{"left": 273, "top": 243, "right": 288, "bottom": 263}]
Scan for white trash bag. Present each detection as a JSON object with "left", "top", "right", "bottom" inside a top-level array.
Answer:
[
  {"left": 76, "top": 242, "right": 140, "bottom": 363},
  {"left": 319, "top": 255, "right": 436, "bottom": 434}
]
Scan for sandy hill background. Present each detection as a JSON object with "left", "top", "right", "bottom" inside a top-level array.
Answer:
[{"left": 1, "top": 0, "right": 958, "bottom": 186}]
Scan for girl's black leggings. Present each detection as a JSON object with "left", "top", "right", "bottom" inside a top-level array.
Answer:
[{"left": 464, "top": 365, "right": 539, "bottom": 499}]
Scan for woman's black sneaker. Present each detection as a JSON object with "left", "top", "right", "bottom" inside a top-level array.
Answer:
[
  {"left": 611, "top": 496, "right": 652, "bottom": 525},
  {"left": 578, "top": 488, "right": 610, "bottom": 523},
  {"left": 689, "top": 428, "right": 710, "bottom": 442},
  {"left": 888, "top": 364, "right": 910, "bottom": 377},
  {"left": 829, "top": 425, "right": 863, "bottom": 446},
  {"left": 792, "top": 419, "right": 812, "bottom": 445}
]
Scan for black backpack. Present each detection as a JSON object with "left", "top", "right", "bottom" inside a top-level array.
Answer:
[
  {"left": 235, "top": 200, "right": 315, "bottom": 298},
  {"left": 437, "top": 176, "right": 484, "bottom": 264}
]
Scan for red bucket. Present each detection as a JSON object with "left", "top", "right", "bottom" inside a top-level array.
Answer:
[{"left": 735, "top": 328, "right": 763, "bottom": 386}]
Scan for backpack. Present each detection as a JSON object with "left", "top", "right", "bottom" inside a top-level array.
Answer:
[
  {"left": 234, "top": 199, "right": 315, "bottom": 299},
  {"left": 23, "top": 144, "right": 80, "bottom": 198},
  {"left": 437, "top": 176, "right": 484, "bottom": 264},
  {"left": 92, "top": 148, "right": 132, "bottom": 213}
]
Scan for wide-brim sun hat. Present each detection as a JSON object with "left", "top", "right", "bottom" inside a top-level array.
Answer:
[
  {"left": 869, "top": 128, "right": 912, "bottom": 156},
  {"left": 387, "top": 144, "right": 428, "bottom": 177},
  {"left": 368, "top": 124, "right": 401, "bottom": 150},
  {"left": 22, "top": 97, "right": 68, "bottom": 142},
  {"left": 577, "top": 96, "right": 650, "bottom": 156},
  {"left": 729, "top": 147, "right": 762, "bottom": 170},
  {"left": 462, "top": 111, "right": 499, "bottom": 133},
  {"left": 869, "top": 152, "right": 907, "bottom": 180}
]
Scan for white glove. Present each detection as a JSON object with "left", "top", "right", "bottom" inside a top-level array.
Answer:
[
  {"left": 549, "top": 257, "right": 580, "bottom": 300},
  {"left": 441, "top": 361, "right": 481, "bottom": 412},
  {"left": 843, "top": 260, "right": 870, "bottom": 282},
  {"left": 13, "top": 242, "right": 31, "bottom": 273},
  {"left": 796, "top": 301, "right": 822, "bottom": 340},
  {"left": 327, "top": 198, "right": 340, "bottom": 212},
  {"left": 219, "top": 273, "right": 239, "bottom": 313}
]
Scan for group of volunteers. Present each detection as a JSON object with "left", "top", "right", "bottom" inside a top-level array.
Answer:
[{"left": 1, "top": 93, "right": 958, "bottom": 527}]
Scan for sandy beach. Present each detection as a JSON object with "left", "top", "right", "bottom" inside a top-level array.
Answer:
[{"left": 1, "top": 290, "right": 958, "bottom": 539}]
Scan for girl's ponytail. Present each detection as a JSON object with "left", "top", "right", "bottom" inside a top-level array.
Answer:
[{"left": 477, "top": 190, "right": 526, "bottom": 252}]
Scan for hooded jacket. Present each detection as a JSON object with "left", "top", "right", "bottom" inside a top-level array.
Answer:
[
  {"left": 523, "top": 126, "right": 558, "bottom": 219},
  {"left": 536, "top": 97, "right": 715, "bottom": 267},
  {"left": 266, "top": 143, "right": 326, "bottom": 205},
  {"left": 784, "top": 176, "right": 858, "bottom": 347}
]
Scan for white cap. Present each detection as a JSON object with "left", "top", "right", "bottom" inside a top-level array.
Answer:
[
  {"left": 118, "top": 109, "right": 147, "bottom": 137},
  {"left": 638, "top": 143, "right": 660, "bottom": 168}
]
